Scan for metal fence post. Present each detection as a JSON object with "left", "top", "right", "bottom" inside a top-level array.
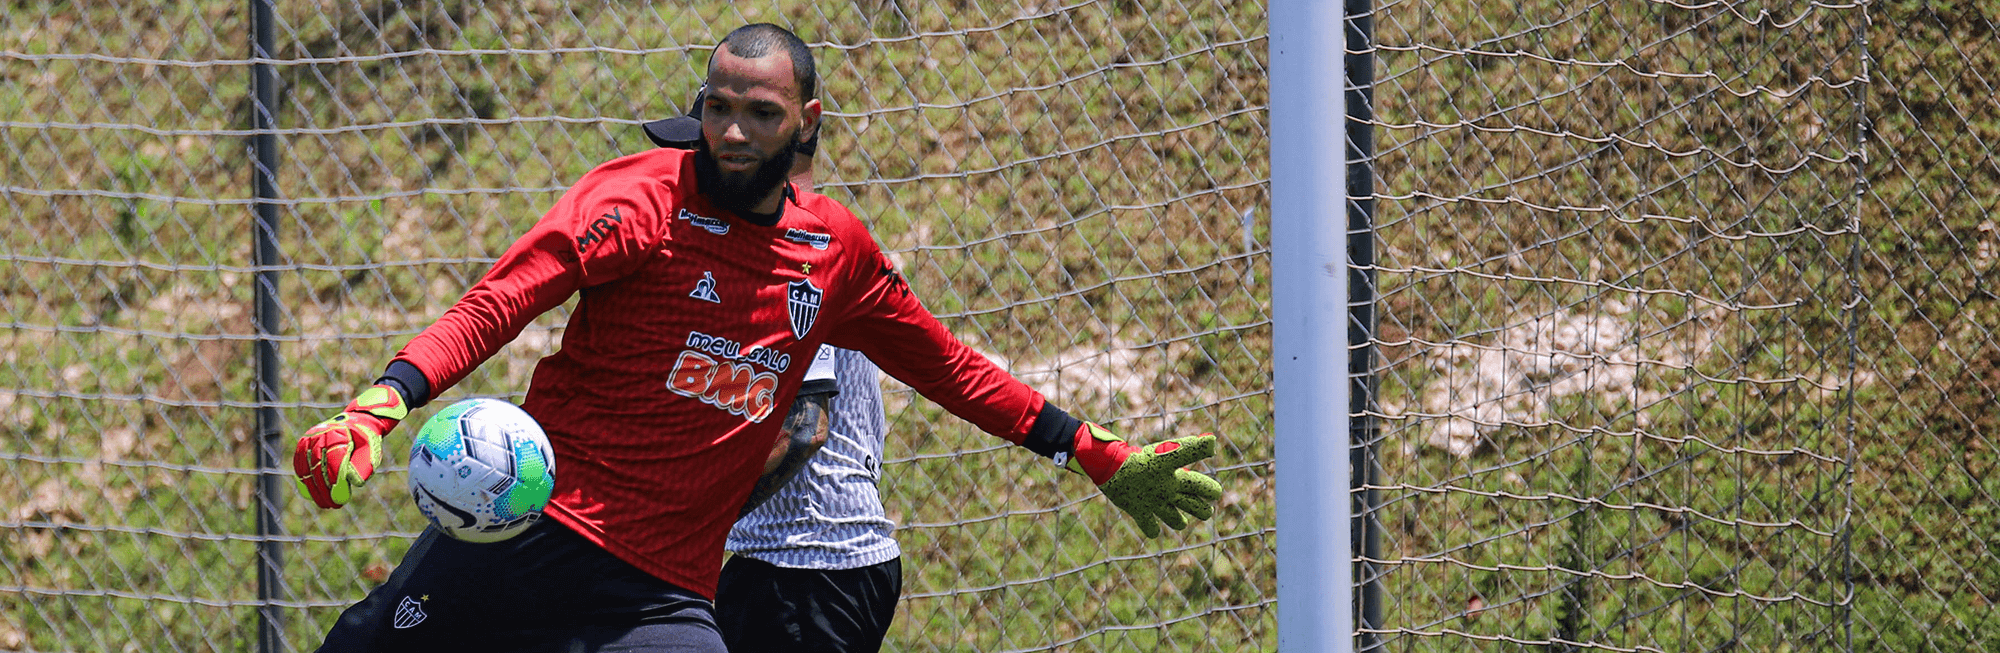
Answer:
[
  {"left": 1344, "top": 0, "right": 1382, "bottom": 649},
  {"left": 249, "top": 0, "right": 287, "bottom": 650}
]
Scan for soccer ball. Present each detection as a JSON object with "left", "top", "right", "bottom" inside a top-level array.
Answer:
[{"left": 406, "top": 398, "right": 556, "bottom": 543}]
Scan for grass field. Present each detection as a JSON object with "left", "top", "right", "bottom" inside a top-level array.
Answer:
[
  {"left": 5, "top": 1, "right": 2000, "bottom": 652},
  {"left": 2, "top": 2, "right": 1271, "bottom": 651},
  {"left": 1365, "top": 2, "right": 2000, "bottom": 651}
]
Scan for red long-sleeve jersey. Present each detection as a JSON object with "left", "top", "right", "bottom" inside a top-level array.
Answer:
[{"left": 392, "top": 148, "right": 1046, "bottom": 597}]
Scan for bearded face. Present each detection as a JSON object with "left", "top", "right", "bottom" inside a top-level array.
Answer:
[
  {"left": 695, "top": 125, "right": 798, "bottom": 215},
  {"left": 697, "top": 39, "right": 818, "bottom": 215}
]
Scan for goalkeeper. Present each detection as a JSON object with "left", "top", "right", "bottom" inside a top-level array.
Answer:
[
  {"left": 297, "top": 23, "right": 1223, "bottom": 653},
  {"left": 648, "top": 99, "right": 905, "bottom": 652}
]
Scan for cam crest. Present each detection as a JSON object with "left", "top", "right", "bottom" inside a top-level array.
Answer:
[
  {"left": 787, "top": 279, "right": 823, "bottom": 339},
  {"left": 393, "top": 595, "right": 427, "bottom": 629}
]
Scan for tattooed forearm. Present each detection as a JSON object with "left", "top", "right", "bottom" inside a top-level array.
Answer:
[{"left": 740, "top": 391, "right": 832, "bottom": 517}]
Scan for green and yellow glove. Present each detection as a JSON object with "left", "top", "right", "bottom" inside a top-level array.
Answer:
[
  {"left": 1065, "top": 423, "right": 1224, "bottom": 538},
  {"left": 292, "top": 384, "right": 409, "bottom": 509}
]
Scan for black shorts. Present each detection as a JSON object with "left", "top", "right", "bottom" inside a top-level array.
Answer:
[
  {"left": 713, "top": 555, "right": 902, "bottom": 653},
  {"left": 314, "top": 519, "right": 724, "bottom": 653}
]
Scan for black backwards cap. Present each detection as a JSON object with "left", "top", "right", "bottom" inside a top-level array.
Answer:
[{"left": 642, "top": 85, "right": 820, "bottom": 157}]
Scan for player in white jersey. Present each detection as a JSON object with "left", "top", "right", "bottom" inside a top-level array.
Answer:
[
  {"left": 724, "top": 346, "right": 900, "bottom": 651},
  {"left": 646, "top": 92, "right": 903, "bottom": 652}
]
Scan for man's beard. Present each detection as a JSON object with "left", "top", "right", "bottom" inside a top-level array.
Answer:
[{"left": 694, "top": 131, "right": 797, "bottom": 215}]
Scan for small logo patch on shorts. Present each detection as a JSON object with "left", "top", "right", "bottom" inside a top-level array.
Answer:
[{"left": 393, "top": 595, "right": 428, "bottom": 629}]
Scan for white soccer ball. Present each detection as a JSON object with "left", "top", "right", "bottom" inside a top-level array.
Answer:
[{"left": 406, "top": 398, "right": 556, "bottom": 543}]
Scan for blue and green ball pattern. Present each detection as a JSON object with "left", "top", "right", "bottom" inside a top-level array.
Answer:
[
  {"left": 412, "top": 399, "right": 477, "bottom": 461},
  {"left": 496, "top": 435, "right": 554, "bottom": 520},
  {"left": 407, "top": 398, "right": 556, "bottom": 543}
]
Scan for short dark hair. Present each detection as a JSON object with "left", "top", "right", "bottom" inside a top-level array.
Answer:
[{"left": 711, "top": 23, "right": 817, "bottom": 103}]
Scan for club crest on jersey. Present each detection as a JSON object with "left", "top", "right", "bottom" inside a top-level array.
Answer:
[
  {"left": 393, "top": 596, "right": 427, "bottom": 629},
  {"left": 690, "top": 271, "right": 721, "bottom": 303},
  {"left": 784, "top": 228, "right": 832, "bottom": 250},
  {"left": 788, "top": 279, "right": 823, "bottom": 339},
  {"left": 677, "top": 208, "right": 730, "bottom": 235}
]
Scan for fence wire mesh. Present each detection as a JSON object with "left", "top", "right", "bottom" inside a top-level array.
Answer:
[
  {"left": 1364, "top": 0, "right": 1866, "bottom": 651},
  {"left": 1363, "top": 1, "right": 2000, "bottom": 652},
  {"left": 1, "top": 1, "right": 1269, "bottom": 651},
  {"left": 11, "top": 1, "right": 2000, "bottom": 652}
]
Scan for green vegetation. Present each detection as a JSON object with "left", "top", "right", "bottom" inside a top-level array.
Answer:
[
  {"left": 8, "top": 1, "right": 2000, "bottom": 652},
  {"left": 1364, "top": 2, "right": 1999, "bottom": 652},
  {"left": 1, "top": 1, "right": 1268, "bottom": 651}
]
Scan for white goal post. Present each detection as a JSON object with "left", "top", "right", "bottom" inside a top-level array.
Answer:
[{"left": 1272, "top": 0, "right": 1356, "bottom": 651}]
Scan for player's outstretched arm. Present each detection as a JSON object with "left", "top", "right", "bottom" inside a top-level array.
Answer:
[
  {"left": 293, "top": 384, "right": 410, "bottom": 509},
  {"left": 1061, "top": 422, "right": 1224, "bottom": 538},
  {"left": 823, "top": 238, "right": 1224, "bottom": 537},
  {"left": 292, "top": 162, "right": 672, "bottom": 512}
]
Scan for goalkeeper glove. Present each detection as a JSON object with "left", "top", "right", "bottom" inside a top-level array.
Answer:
[
  {"left": 1065, "top": 423, "right": 1224, "bottom": 538},
  {"left": 293, "top": 384, "right": 409, "bottom": 509}
]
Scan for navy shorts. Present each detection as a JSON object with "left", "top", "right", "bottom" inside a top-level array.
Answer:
[
  {"left": 713, "top": 555, "right": 902, "bottom": 653},
  {"left": 314, "top": 519, "right": 724, "bottom": 653}
]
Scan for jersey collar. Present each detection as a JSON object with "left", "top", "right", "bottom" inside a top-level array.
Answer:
[{"left": 729, "top": 182, "right": 794, "bottom": 227}]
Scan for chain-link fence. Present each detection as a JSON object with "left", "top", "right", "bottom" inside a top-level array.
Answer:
[
  {"left": 1, "top": 2, "right": 1270, "bottom": 650},
  {"left": 1359, "top": 1, "right": 2000, "bottom": 652},
  {"left": 10, "top": 1, "right": 2000, "bottom": 652},
  {"left": 1364, "top": 0, "right": 1864, "bottom": 650}
]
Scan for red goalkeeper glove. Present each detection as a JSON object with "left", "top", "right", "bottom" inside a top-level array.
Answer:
[
  {"left": 292, "top": 384, "right": 409, "bottom": 509},
  {"left": 1064, "top": 423, "right": 1224, "bottom": 538}
]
